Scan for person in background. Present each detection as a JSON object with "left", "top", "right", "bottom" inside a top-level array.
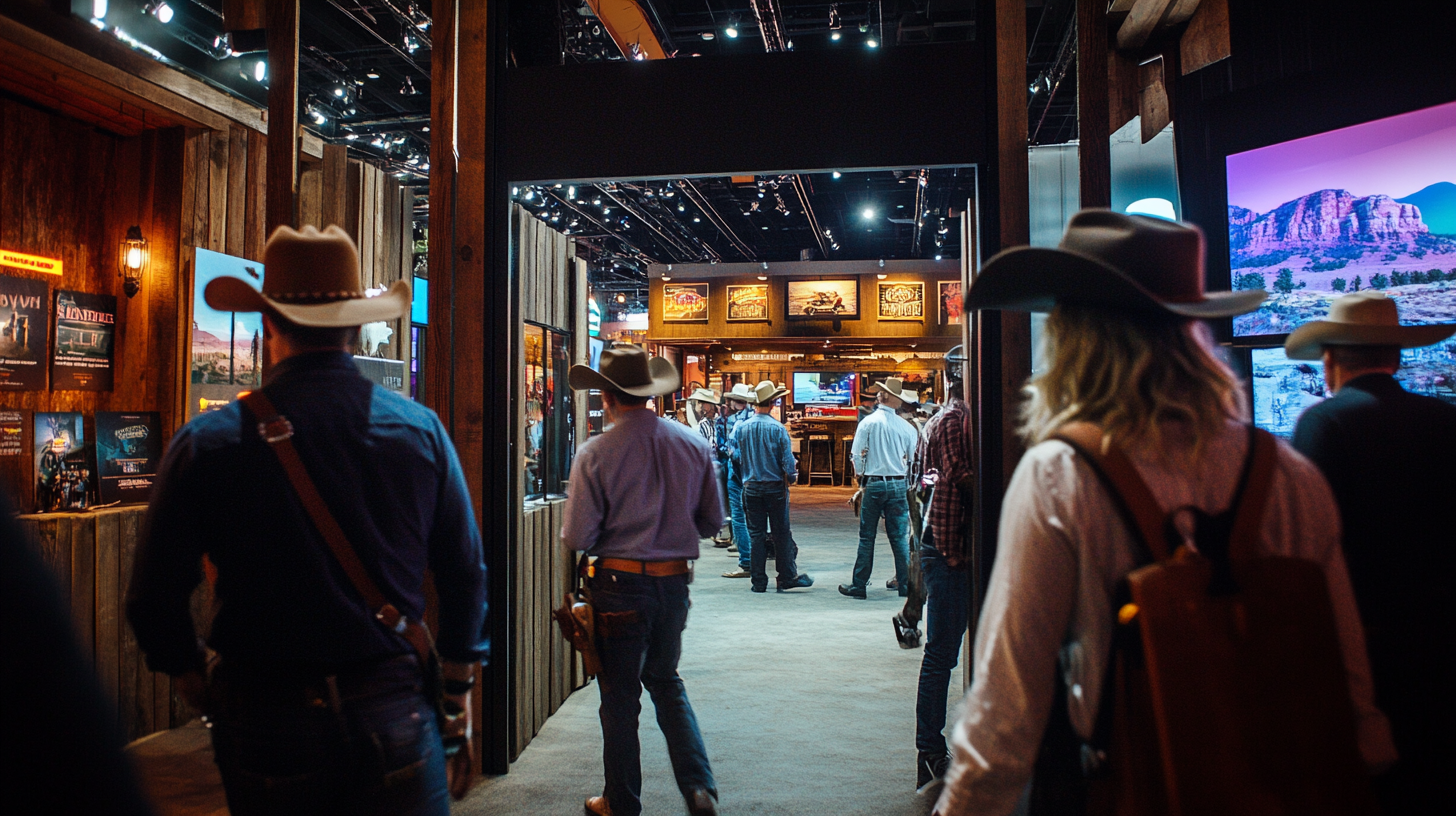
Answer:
[
  {"left": 128, "top": 226, "right": 487, "bottom": 816},
  {"left": 934, "top": 211, "right": 1393, "bottom": 816},
  {"left": 1285, "top": 291, "right": 1456, "bottom": 814},
  {"left": 687, "top": 387, "right": 721, "bottom": 442},
  {"left": 720, "top": 382, "right": 757, "bottom": 577},
  {"left": 732, "top": 380, "right": 815, "bottom": 594},
  {"left": 887, "top": 392, "right": 924, "bottom": 594},
  {"left": 840, "top": 377, "right": 919, "bottom": 599},
  {"left": 561, "top": 345, "right": 721, "bottom": 816},
  {"left": 898, "top": 347, "right": 973, "bottom": 793}
]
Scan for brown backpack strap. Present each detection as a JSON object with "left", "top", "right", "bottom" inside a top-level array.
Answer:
[
  {"left": 1227, "top": 427, "right": 1279, "bottom": 561},
  {"left": 240, "top": 390, "right": 436, "bottom": 663},
  {"left": 1051, "top": 422, "right": 1170, "bottom": 563}
]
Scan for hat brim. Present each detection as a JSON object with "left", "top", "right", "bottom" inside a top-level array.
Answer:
[
  {"left": 870, "top": 382, "right": 918, "bottom": 404},
  {"left": 752, "top": 388, "right": 789, "bottom": 405},
  {"left": 968, "top": 246, "right": 1267, "bottom": 319},
  {"left": 205, "top": 277, "right": 410, "bottom": 327},
  {"left": 568, "top": 356, "right": 680, "bottom": 397},
  {"left": 1284, "top": 320, "right": 1456, "bottom": 360}
]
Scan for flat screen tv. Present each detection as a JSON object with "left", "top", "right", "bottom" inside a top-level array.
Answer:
[
  {"left": 1250, "top": 348, "right": 1326, "bottom": 439},
  {"left": 792, "top": 371, "right": 856, "bottom": 405},
  {"left": 1227, "top": 100, "right": 1456, "bottom": 340}
]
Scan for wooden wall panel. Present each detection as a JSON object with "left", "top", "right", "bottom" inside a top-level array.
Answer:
[{"left": 347, "top": 160, "right": 412, "bottom": 363}]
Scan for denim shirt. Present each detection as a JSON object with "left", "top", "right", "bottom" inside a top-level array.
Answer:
[
  {"left": 127, "top": 351, "right": 488, "bottom": 675},
  {"left": 730, "top": 412, "right": 797, "bottom": 484}
]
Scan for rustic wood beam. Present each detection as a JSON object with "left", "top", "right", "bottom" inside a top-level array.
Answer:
[
  {"left": 427, "top": 0, "right": 457, "bottom": 426},
  {"left": 1139, "top": 56, "right": 1172, "bottom": 142},
  {"left": 1116, "top": 0, "right": 1177, "bottom": 51},
  {"left": 994, "top": 0, "right": 1030, "bottom": 488},
  {"left": 1181, "top": 0, "right": 1231, "bottom": 74},
  {"left": 1078, "top": 0, "right": 1112, "bottom": 208},
  {"left": 265, "top": 0, "right": 299, "bottom": 233}
]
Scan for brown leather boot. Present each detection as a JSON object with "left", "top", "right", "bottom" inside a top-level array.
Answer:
[
  {"left": 584, "top": 795, "right": 613, "bottom": 816},
  {"left": 685, "top": 787, "right": 718, "bottom": 816}
]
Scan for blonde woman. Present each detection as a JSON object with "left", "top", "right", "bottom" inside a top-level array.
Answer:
[{"left": 932, "top": 211, "right": 1395, "bottom": 815}]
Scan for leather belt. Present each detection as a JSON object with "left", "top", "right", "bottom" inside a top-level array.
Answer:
[
  {"left": 595, "top": 557, "right": 692, "bottom": 577},
  {"left": 861, "top": 475, "right": 906, "bottom": 482}
]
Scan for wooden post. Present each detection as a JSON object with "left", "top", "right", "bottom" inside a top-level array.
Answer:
[
  {"left": 265, "top": 0, "right": 299, "bottom": 234},
  {"left": 1078, "top": 0, "right": 1112, "bottom": 208},
  {"left": 994, "top": 0, "right": 1030, "bottom": 490},
  {"left": 427, "top": 0, "right": 457, "bottom": 425}
]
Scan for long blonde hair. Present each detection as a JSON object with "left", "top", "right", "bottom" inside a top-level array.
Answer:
[{"left": 1020, "top": 304, "right": 1247, "bottom": 454}]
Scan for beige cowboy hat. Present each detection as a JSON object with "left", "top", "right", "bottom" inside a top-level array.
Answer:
[
  {"left": 1284, "top": 292, "right": 1456, "bottom": 360},
  {"left": 688, "top": 387, "right": 722, "bottom": 405},
  {"left": 871, "top": 376, "right": 918, "bottom": 404},
  {"left": 724, "top": 382, "right": 756, "bottom": 404},
  {"left": 205, "top": 225, "right": 409, "bottom": 327},
  {"left": 749, "top": 379, "right": 789, "bottom": 405},
  {"left": 968, "top": 209, "right": 1266, "bottom": 319},
  {"left": 568, "top": 344, "right": 680, "bottom": 396}
]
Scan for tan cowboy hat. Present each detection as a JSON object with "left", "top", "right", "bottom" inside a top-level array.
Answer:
[
  {"left": 205, "top": 225, "right": 409, "bottom": 327},
  {"left": 968, "top": 210, "right": 1266, "bottom": 319},
  {"left": 688, "top": 387, "right": 721, "bottom": 405},
  {"left": 749, "top": 379, "right": 789, "bottom": 405},
  {"left": 1284, "top": 292, "right": 1456, "bottom": 360},
  {"left": 871, "top": 377, "right": 918, "bottom": 404},
  {"left": 724, "top": 382, "right": 756, "bottom": 404},
  {"left": 568, "top": 344, "right": 680, "bottom": 396}
]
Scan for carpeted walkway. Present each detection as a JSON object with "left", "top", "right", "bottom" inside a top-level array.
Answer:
[{"left": 457, "top": 485, "right": 962, "bottom": 816}]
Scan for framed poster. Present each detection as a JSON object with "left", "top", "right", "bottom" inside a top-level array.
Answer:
[
  {"left": 877, "top": 281, "right": 925, "bottom": 321},
  {"left": 34, "top": 411, "right": 89, "bottom": 512},
  {"left": 52, "top": 290, "right": 116, "bottom": 391},
  {"left": 94, "top": 411, "right": 161, "bottom": 505},
  {"left": 662, "top": 283, "right": 709, "bottom": 322},
  {"left": 786, "top": 278, "right": 859, "bottom": 320},
  {"left": 938, "top": 281, "right": 964, "bottom": 325},
  {"left": 0, "top": 409, "right": 29, "bottom": 457},
  {"left": 191, "top": 248, "right": 265, "bottom": 419},
  {"left": 0, "top": 274, "right": 49, "bottom": 391},
  {"left": 726, "top": 284, "right": 769, "bottom": 322}
]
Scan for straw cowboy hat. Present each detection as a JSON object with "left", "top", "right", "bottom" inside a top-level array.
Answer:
[
  {"left": 871, "top": 376, "right": 919, "bottom": 404},
  {"left": 749, "top": 379, "right": 789, "bottom": 405},
  {"left": 966, "top": 209, "right": 1266, "bottom": 319},
  {"left": 724, "top": 382, "right": 757, "bottom": 404},
  {"left": 568, "top": 344, "right": 680, "bottom": 397},
  {"left": 1284, "top": 292, "right": 1456, "bottom": 360},
  {"left": 688, "top": 387, "right": 722, "bottom": 405},
  {"left": 205, "top": 225, "right": 409, "bottom": 327}
]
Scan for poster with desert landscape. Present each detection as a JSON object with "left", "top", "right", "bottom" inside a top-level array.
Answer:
[
  {"left": 190, "top": 248, "right": 265, "bottom": 419},
  {"left": 1227, "top": 99, "right": 1456, "bottom": 404}
]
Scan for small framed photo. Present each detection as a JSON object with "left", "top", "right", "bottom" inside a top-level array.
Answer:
[
  {"left": 877, "top": 281, "right": 925, "bottom": 321},
  {"left": 938, "top": 281, "right": 964, "bottom": 325},
  {"left": 662, "top": 283, "right": 709, "bottom": 322},
  {"left": 786, "top": 279, "right": 859, "bottom": 320},
  {"left": 726, "top": 284, "right": 769, "bottom": 322}
]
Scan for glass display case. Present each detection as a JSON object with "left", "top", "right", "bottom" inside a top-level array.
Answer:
[{"left": 524, "top": 322, "right": 574, "bottom": 499}]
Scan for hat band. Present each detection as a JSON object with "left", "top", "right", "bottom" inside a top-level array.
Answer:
[{"left": 266, "top": 290, "right": 369, "bottom": 305}]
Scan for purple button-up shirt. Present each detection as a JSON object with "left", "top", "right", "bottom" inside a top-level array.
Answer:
[{"left": 561, "top": 408, "right": 723, "bottom": 561}]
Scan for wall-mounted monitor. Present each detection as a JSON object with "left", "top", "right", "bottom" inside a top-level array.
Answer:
[
  {"left": 588, "top": 337, "right": 604, "bottom": 371},
  {"left": 1226, "top": 99, "right": 1456, "bottom": 339},
  {"left": 792, "top": 371, "right": 856, "bottom": 405},
  {"left": 1250, "top": 348, "right": 1326, "bottom": 439}
]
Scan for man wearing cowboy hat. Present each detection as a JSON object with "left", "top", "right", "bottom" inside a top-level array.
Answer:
[
  {"left": 687, "top": 387, "right": 721, "bottom": 442},
  {"left": 1286, "top": 291, "right": 1456, "bottom": 813},
  {"left": 128, "top": 226, "right": 487, "bottom": 815},
  {"left": 730, "top": 380, "right": 814, "bottom": 593},
  {"left": 560, "top": 345, "right": 721, "bottom": 816},
  {"left": 840, "top": 377, "right": 920, "bottom": 599},
  {"left": 719, "top": 381, "right": 758, "bottom": 575}
]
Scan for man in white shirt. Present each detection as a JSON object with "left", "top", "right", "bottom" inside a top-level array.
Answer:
[{"left": 839, "top": 377, "right": 920, "bottom": 599}]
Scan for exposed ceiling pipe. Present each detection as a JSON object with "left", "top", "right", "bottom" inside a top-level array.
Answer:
[
  {"left": 678, "top": 179, "right": 758, "bottom": 261},
  {"left": 543, "top": 190, "right": 661, "bottom": 264},
  {"left": 323, "top": 0, "right": 432, "bottom": 78},
  {"left": 790, "top": 175, "right": 830, "bottom": 260},
  {"left": 911, "top": 168, "right": 929, "bottom": 255},
  {"left": 750, "top": 0, "right": 789, "bottom": 51},
  {"left": 601, "top": 185, "right": 714, "bottom": 262}
]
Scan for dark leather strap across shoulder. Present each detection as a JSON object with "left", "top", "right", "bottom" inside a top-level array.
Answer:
[
  {"left": 1228, "top": 426, "right": 1279, "bottom": 561},
  {"left": 1052, "top": 422, "right": 1170, "bottom": 563}
]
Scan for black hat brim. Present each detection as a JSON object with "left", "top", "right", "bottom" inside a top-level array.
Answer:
[{"left": 968, "top": 246, "right": 1266, "bottom": 319}]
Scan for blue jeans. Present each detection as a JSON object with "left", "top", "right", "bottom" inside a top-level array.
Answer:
[
  {"left": 591, "top": 570, "right": 715, "bottom": 816},
  {"left": 207, "top": 656, "right": 448, "bottom": 816},
  {"left": 916, "top": 544, "right": 970, "bottom": 755},
  {"left": 727, "top": 463, "right": 751, "bottom": 570},
  {"left": 742, "top": 481, "right": 801, "bottom": 590},
  {"left": 851, "top": 478, "right": 911, "bottom": 591}
]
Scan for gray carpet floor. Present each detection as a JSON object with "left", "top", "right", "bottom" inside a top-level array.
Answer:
[{"left": 457, "top": 485, "right": 961, "bottom": 816}]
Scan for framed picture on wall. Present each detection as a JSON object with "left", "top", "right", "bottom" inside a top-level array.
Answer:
[
  {"left": 726, "top": 284, "right": 769, "bottom": 322},
  {"left": 938, "top": 281, "right": 964, "bottom": 325},
  {"left": 877, "top": 281, "right": 925, "bottom": 321},
  {"left": 785, "top": 279, "right": 858, "bottom": 320},
  {"left": 662, "top": 283, "right": 709, "bottom": 322}
]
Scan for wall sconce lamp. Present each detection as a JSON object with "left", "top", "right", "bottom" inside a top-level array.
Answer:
[{"left": 119, "top": 225, "right": 148, "bottom": 298}]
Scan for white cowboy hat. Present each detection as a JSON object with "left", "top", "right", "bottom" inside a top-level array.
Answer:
[
  {"left": 871, "top": 376, "right": 918, "bottom": 404},
  {"left": 724, "top": 382, "right": 756, "bottom": 404},
  {"left": 749, "top": 379, "right": 789, "bottom": 405},
  {"left": 205, "top": 225, "right": 409, "bottom": 327},
  {"left": 1284, "top": 291, "right": 1456, "bottom": 360},
  {"left": 567, "top": 344, "right": 680, "bottom": 396},
  {"left": 688, "top": 387, "right": 721, "bottom": 405}
]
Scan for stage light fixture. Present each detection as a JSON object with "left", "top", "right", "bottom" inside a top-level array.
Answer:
[
  {"left": 832, "top": 171, "right": 842, "bottom": 179},
  {"left": 367, "top": 70, "right": 380, "bottom": 79},
  {"left": 831, "top": 32, "right": 842, "bottom": 41},
  {"left": 861, "top": 207, "right": 876, "bottom": 220},
  {"left": 934, "top": 254, "right": 942, "bottom": 261},
  {"left": 701, "top": 32, "right": 715, "bottom": 40},
  {"left": 866, "top": 38, "right": 878, "bottom": 48},
  {"left": 254, "top": 60, "right": 266, "bottom": 81},
  {"left": 146, "top": 2, "right": 174, "bottom": 24},
  {"left": 725, "top": 21, "right": 739, "bottom": 38}
]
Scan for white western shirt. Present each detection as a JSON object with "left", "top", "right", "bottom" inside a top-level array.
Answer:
[{"left": 851, "top": 404, "right": 920, "bottom": 477}]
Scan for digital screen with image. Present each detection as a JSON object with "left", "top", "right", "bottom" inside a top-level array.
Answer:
[
  {"left": 1250, "top": 348, "right": 1326, "bottom": 439},
  {"left": 1226, "top": 100, "right": 1456, "bottom": 340},
  {"left": 792, "top": 371, "right": 856, "bottom": 405}
]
